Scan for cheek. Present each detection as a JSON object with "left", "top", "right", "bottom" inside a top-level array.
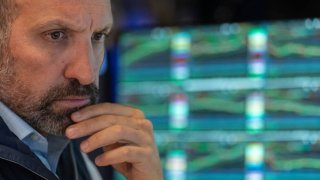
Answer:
[
  {"left": 9, "top": 18, "right": 68, "bottom": 80},
  {"left": 8, "top": 44, "right": 65, "bottom": 96},
  {"left": 10, "top": 35, "right": 63, "bottom": 72},
  {"left": 9, "top": 31, "right": 68, "bottom": 85},
  {"left": 95, "top": 47, "right": 105, "bottom": 68}
]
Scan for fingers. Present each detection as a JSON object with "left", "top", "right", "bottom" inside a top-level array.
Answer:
[
  {"left": 71, "top": 103, "right": 145, "bottom": 122},
  {"left": 65, "top": 115, "right": 154, "bottom": 139},
  {"left": 78, "top": 125, "right": 152, "bottom": 153},
  {"left": 65, "top": 103, "right": 162, "bottom": 179},
  {"left": 95, "top": 145, "right": 152, "bottom": 167}
]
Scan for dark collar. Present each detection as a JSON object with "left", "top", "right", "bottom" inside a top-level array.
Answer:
[{"left": 0, "top": 117, "right": 57, "bottom": 179}]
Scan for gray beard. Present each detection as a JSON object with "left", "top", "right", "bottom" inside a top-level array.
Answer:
[
  {"left": 5, "top": 80, "right": 99, "bottom": 136},
  {"left": 0, "top": 52, "right": 99, "bottom": 136}
]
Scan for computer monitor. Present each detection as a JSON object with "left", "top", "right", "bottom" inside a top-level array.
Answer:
[{"left": 113, "top": 18, "right": 320, "bottom": 180}]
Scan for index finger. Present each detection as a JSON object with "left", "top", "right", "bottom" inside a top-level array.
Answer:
[{"left": 71, "top": 103, "right": 145, "bottom": 122}]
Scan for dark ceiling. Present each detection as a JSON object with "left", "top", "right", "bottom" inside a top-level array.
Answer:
[{"left": 111, "top": 0, "right": 320, "bottom": 28}]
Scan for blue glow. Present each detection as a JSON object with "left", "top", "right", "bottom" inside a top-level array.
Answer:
[{"left": 99, "top": 52, "right": 108, "bottom": 76}]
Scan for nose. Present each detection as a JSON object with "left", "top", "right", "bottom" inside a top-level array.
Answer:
[{"left": 64, "top": 40, "right": 97, "bottom": 85}]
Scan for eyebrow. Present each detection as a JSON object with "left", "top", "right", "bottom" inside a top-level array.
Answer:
[
  {"left": 96, "top": 26, "right": 112, "bottom": 34},
  {"left": 33, "top": 19, "right": 84, "bottom": 32},
  {"left": 33, "top": 18, "right": 112, "bottom": 33}
]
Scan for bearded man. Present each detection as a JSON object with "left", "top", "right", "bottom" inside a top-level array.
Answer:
[{"left": 0, "top": 0, "right": 163, "bottom": 179}]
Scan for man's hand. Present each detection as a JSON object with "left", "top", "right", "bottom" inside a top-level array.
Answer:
[{"left": 65, "top": 103, "right": 163, "bottom": 180}]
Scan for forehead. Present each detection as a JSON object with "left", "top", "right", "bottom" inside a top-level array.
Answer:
[{"left": 15, "top": 0, "right": 112, "bottom": 30}]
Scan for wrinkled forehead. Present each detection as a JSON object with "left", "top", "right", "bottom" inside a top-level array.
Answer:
[{"left": 14, "top": 0, "right": 113, "bottom": 31}]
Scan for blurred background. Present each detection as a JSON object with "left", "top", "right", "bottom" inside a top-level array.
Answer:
[
  {"left": 110, "top": 0, "right": 320, "bottom": 29},
  {"left": 98, "top": 0, "right": 320, "bottom": 179}
]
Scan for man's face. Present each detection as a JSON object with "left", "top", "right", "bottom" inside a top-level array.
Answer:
[{"left": 0, "top": 0, "right": 113, "bottom": 135}]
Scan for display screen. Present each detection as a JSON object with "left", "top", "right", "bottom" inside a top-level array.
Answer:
[{"left": 115, "top": 18, "right": 320, "bottom": 180}]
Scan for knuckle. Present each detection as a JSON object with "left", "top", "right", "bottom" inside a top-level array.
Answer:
[
  {"left": 144, "top": 147, "right": 154, "bottom": 158},
  {"left": 133, "top": 108, "right": 144, "bottom": 118},
  {"left": 114, "top": 125, "right": 125, "bottom": 136},
  {"left": 144, "top": 120, "right": 153, "bottom": 130},
  {"left": 122, "top": 147, "right": 132, "bottom": 157},
  {"left": 138, "top": 119, "right": 153, "bottom": 131}
]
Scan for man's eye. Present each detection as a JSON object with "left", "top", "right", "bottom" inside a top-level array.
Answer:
[
  {"left": 46, "top": 31, "right": 66, "bottom": 41},
  {"left": 92, "top": 33, "right": 106, "bottom": 42}
]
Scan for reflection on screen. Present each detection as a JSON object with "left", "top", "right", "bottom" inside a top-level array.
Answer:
[{"left": 116, "top": 18, "right": 320, "bottom": 180}]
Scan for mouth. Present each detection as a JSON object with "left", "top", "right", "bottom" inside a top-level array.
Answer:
[{"left": 52, "top": 96, "right": 91, "bottom": 109}]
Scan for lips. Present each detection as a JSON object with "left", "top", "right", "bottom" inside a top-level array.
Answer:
[{"left": 53, "top": 96, "right": 91, "bottom": 109}]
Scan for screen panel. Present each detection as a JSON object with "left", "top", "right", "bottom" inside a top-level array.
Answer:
[{"left": 115, "top": 19, "right": 320, "bottom": 180}]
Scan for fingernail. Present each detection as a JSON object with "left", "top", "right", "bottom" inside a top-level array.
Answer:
[
  {"left": 95, "top": 157, "right": 102, "bottom": 166},
  {"left": 71, "top": 112, "right": 81, "bottom": 121},
  {"left": 81, "top": 142, "right": 89, "bottom": 152},
  {"left": 66, "top": 127, "right": 76, "bottom": 138}
]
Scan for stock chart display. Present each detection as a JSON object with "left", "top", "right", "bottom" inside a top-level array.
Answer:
[{"left": 115, "top": 19, "right": 320, "bottom": 180}]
